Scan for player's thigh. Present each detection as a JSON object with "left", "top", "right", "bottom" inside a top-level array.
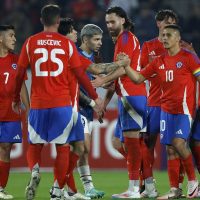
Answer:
[
  {"left": 48, "top": 106, "right": 73, "bottom": 143},
  {"left": 0, "top": 121, "right": 22, "bottom": 143},
  {"left": 114, "top": 117, "right": 124, "bottom": 143},
  {"left": 29, "top": 106, "right": 73, "bottom": 144},
  {"left": 147, "top": 106, "right": 161, "bottom": 135},
  {"left": 68, "top": 111, "right": 84, "bottom": 143},
  {"left": 191, "top": 108, "right": 200, "bottom": 141},
  {"left": 119, "top": 96, "right": 147, "bottom": 136},
  {"left": 160, "top": 110, "right": 191, "bottom": 145}
]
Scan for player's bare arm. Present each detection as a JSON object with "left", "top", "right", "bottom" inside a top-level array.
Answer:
[
  {"left": 87, "top": 54, "right": 130, "bottom": 75},
  {"left": 123, "top": 65, "right": 146, "bottom": 84},
  {"left": 91, "top": 67, "right": 126, "bottom": 88},
  {"left": 20, "top": 82, "right": 30, "bottom": 122}
]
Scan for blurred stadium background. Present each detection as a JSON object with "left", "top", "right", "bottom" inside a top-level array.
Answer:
[{"left": 1, "top": 0, "right": 200, "bottom": 197}]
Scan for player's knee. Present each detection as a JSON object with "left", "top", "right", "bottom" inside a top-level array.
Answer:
[
  {"left": 112, "top": 137, "right": 122, "bottom": 150},
  {"left": 166, "top": 146, "right": 178, "bottom": 159},
  {"left": 0, "top": 144, "right": 12, "bottom": 160},
  {"left": 73, "top": 142, "right": 85, "bottom": 156},
  {"left": 172, "top": 138, "right": 186, "bottom": 152}
]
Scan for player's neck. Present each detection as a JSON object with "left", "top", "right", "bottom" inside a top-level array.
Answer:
[
  {"left": 80, "top": 44, "right": 92, "bottom": 54},
  {"left": 168, "top": 46, "right": 181, "bottom": 56},
  {"left": 0, "top": 47, "right": 9, "bottom": 57},
  {"left": 43, "top": 26, "right": 58, "bottom": 33}
]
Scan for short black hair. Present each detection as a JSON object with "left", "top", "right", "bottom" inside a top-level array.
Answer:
[
  {"left": 0, "top": 25, "right": 14, "bottom": 32},
  {"left": 164, "top": 24, "right": 181, "bottom": 33},
  {"left": 155, "top": 9, "right": 178, "bottom": 24},
  {"left": 41, "top": 4, "right": 61, "bottom": 26},
  {"left": 106, "top": 6, "right": 134, "bottom": 33},
  {"left": 58, "top": 18, "right": 74, "bottom": 35}
]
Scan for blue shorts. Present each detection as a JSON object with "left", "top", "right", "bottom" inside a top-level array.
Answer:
[
  {"left": 191, "top": 108, "right": 200, "bottom": 141},
  {"left": 119, "top": 96, "right": 147, "bottom": 131},
  {"left": 0, "top": 121, "right": 22, "bottom": 143},
  {"left": 69, "top": 110, "right": 84, "bottom": 143},
  {"left": 160, "top": 110, "right": 192, "bottom": 145},
  {"left": 114, "top": 118, "right": 124, "bottom": 142},
  {"left": 28, "top": 106, "right": 73, "bottom": 144},
  {"left": 147, "top": 106, "right": 161, "bottom": 135}
]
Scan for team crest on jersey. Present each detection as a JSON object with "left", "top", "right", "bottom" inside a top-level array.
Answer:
[
  {"left": 12, "top": 63, "right": 17, "bottom": 70},
  {"left": 176, "top": 62, "right": 183, "bottom": 69}
]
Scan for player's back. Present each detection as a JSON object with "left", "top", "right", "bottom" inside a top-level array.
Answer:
[{"left": 21, "top": 31, "right": 79, "bottom": 109}]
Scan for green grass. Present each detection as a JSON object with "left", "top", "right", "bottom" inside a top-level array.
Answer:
[{"left": 5, "top": 170, "right": 200, "bottom": 199}]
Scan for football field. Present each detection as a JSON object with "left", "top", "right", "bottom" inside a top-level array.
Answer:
[{"left": 6, "top": 170, "right": 200, "bottom": 199}]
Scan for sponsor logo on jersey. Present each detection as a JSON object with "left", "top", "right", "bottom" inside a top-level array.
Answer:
[
  {"left": 176, "top": 62, "right": 183, "bottom": 68},
  {"left": 12, "top": 63, "right": 17, "bottom": 69},
  {"left": 159, "top": 64, "right": 165, "bottom": 69},
  {"left": 149, "top": 51, "right": 156, "bottom": 56}
]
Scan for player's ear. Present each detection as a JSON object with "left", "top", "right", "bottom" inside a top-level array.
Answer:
[
  {"left": 40, "top": 17, "right": 44, "bottom": 25},
  {"left": 156, "top": 21, "right": 161, "bottom": 28},
  {"left": 121, "top": 17, "right": 125, "bottom": 25},
  {"left": 56, "top": 16, "right": 60, "bottom": 26}
]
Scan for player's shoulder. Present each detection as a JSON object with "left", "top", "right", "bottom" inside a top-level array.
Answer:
[
  {"left": 181, "top": 49, "right": 200, "bottom": 62},
  {"left": 119, "top": 31, "right": 138, "bottom": 44},
  {"left": 143, "top": 37, "right": 159, "bottom": 46},
  {"left": 7, "top": 52, "right": 19, "bottom": 61}
]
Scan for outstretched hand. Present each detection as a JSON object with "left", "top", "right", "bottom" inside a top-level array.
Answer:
[
  {"left": 91, "top": 76, "right": 105, "bottom": 88},
  {"left": 12, "top": 101, "right": 21, "bottom": 115}
]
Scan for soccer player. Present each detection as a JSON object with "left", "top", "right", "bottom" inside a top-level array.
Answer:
[
  {"left": 12, "top": 5, "right": 103, "bottom": 200},
  {"left": 121, "top": 24, "right": 200, "bottom": 199},
  {"left": 93, "top": 6, "right": 148, "bottom": 198},
  {"left": 0, "top": 25, "right": 29, "bottom": 199},
  {"left": 58, "top": 18, "right": 129, "bottom": 199},
  {"left": 139, "top": 9, "right": 181, "bottom": 198}
]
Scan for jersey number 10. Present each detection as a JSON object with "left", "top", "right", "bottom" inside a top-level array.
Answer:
[{"left": 165, "top": 70, "right": 174, "bottom": 82}]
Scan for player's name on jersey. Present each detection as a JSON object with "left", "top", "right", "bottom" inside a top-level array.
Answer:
[{"left": 37, "top": 39, "right": 61, "bottom": 46}]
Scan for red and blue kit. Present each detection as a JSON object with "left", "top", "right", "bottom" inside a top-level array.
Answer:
[{"left": 141, "top": 49, "right": 200, "bottom": 144}]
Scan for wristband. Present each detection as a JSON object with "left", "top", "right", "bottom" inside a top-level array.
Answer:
[{"left": 89, "top": 100, "right": 96, "bottom": 107}]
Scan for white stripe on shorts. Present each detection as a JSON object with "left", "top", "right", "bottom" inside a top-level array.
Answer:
[{"left": 121, "top": 96, "right": 143, "bottom": 129}]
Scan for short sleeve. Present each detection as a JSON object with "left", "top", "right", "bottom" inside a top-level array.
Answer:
[
  {"left": 18, "top": 38, "right": 30, "bottom": 68},
  {"left": 79, "top": 54, "right": 93, "bottom": 71},
  {"left": 140, "top": 42, "right": 149, "bottom": 68}
]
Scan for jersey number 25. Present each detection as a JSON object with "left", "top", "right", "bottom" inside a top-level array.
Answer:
[{"left": 34, "top": 48, "right": 65, "bottom": 77}]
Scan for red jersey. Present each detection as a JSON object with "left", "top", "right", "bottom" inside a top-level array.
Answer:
[
  {"left": 141, "top": 49, "right": 200, "bottom": 116},
  {"left": 69, "top": 54, "right": 92, "bottom": 111},
  {"left": 0, "top": 53, "right": 21, "bottom": 121},
  {"left": 141, "top": 38, "right": 166, "bottom": 106},
  {"left": 18, "top": 32, "right": 81, "bottom": 109},
  {"left": 114, "top": 31, "right": 146, "bottom": 97}
]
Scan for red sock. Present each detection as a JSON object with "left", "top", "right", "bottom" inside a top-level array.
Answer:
[
  {"left": 191, "top": 145, "right": 200, "bottom": 173},
  {"left": 167, "top": 158, "right": 180, "bottom": 188},
  {"left": 124, "top": 137, "right": 141, "bottom": 180},
  {"left": 141, "top": 139, "right": 153, "bottom": 179},
  {"left": 54, "top": 145, "right": 70, "bottom": 188},
  {"left": 26, "top": 144, "right": 43, "bottom": 171},
  {"left": 182, "top": 154, "right": 196, "bottom": 181},
  {"left": 0, "top": 160, "right": 10, "bottom": 188},
  {"left": 179, "top": 161, "right": 185, "bottom": 185},
  {"left": 118, "top": 146, "right": 127, "bottom": 159},
  {"left": 66, "top": 151, "right": 79, "bottom": 193}
]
